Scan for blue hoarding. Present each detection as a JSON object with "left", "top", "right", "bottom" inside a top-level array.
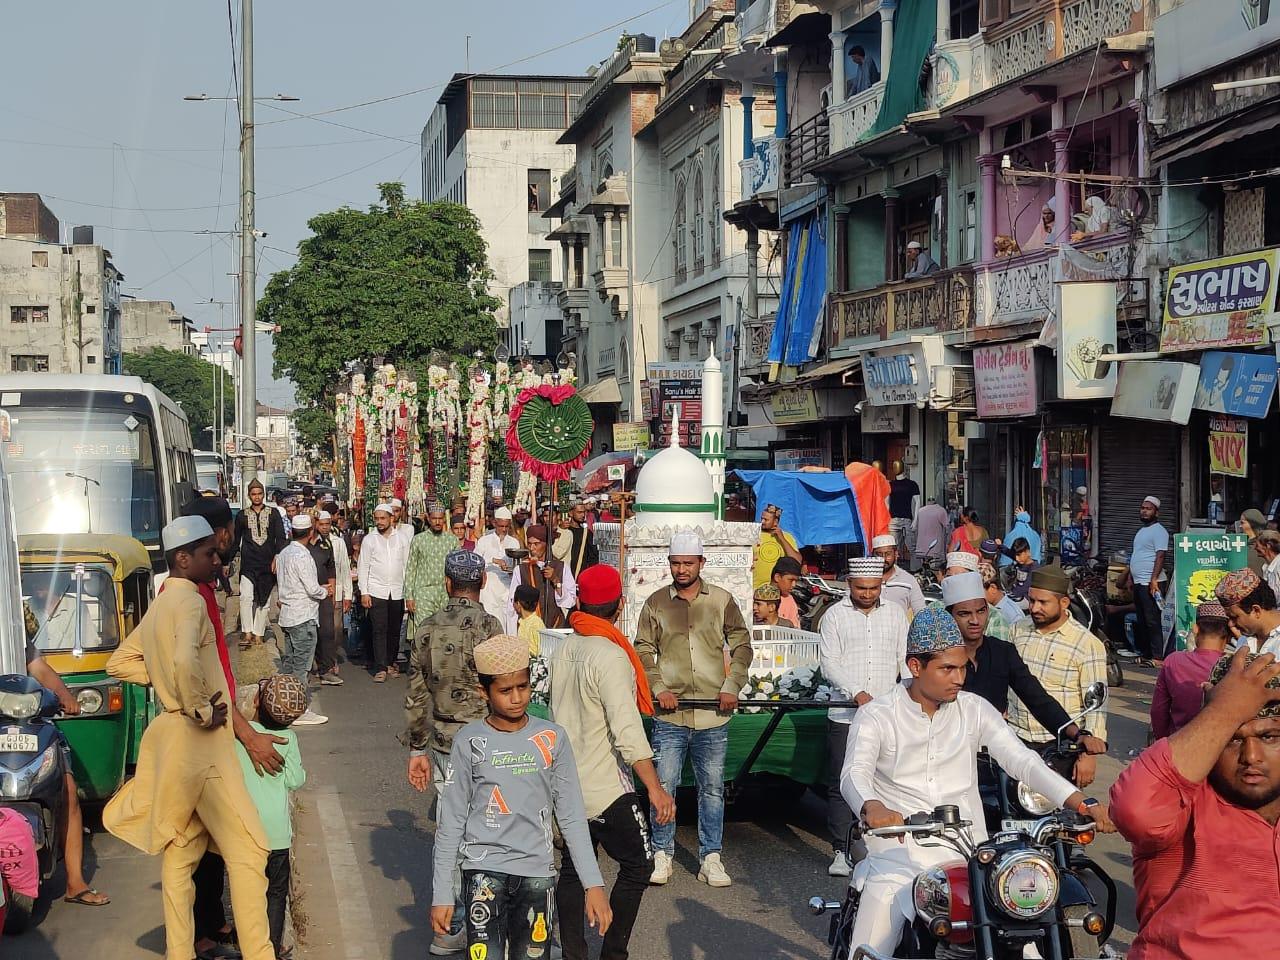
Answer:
[{"left": 1193, "top": 350, "right": 1278, "bottom": 418}]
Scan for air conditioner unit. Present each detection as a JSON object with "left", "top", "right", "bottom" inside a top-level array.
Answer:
[{"left": 932, "top": 365, "right": 976, "bottom": 411}]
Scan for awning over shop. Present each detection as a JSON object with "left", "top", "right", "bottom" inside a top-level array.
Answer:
[
  {"left": 578, "top": 376, "right": 622, "bottom": 405},
  {"left": 793, "top": 356, "right": 858, "bottom": 385},
  {"left": 1151, "top": 98, "right": 1280, "bottom": 166},
  {"left": 768, "top": 213, "right": 828, "bottom": 366},
  {"left": 733, "top": 469, "right": 865, "bottom": 549}
]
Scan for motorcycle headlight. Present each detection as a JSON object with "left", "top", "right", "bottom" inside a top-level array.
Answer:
[
  {"left": 0, "top": 690, "right": 42, "bottom": 721},
  {"left": 76, "top": 688, "right": 104, "bottom": 715},
  {"left": 913, "top": 865, "right": 952, "bottom": 920},
  {"left": 1017, "top": 780, "right": 1057, "bottom": 816},
  {"left": 988, "top": 850, "right": 1059, "bottom": 919}
]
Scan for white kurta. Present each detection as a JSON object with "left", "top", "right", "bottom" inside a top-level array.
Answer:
[
  {"left": 504, "top": 560, "right": 578, "bottom": 634},
  {"left": 474, "top": 531, "right": 521, "bottom": 620},
  {"left": 839, "top": 685, "right": 1077, "bottom": 951}
]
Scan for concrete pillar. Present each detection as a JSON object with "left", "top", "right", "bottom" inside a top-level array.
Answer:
[
  {"left": 603, "top": 210, "right": 615, "bottom": 268},
  {"left": 1050, "top": 128, "right": 1072, "bottom": 244},
  {"left": 746, "top": 226, "right": 761, "bottom": 322},
  {"left": 618, "top": 210, "right": 629, "bottom": 268},
  {"left": 834, "top": 204, "right": 851, "bottom": 292},
  {"left": 774, "top": 61, "right": 789, "bottom": 138},
  {"left": 560, "top": 242, "right": 571, "bottom": 286},
  {"left": 741, "top": 94, "right": 756, "bottom": 159},
  {"left": 937, "top": 170, "right": 949, "bottom": 269},
  {"left": 978, "top": 154, "right": 1000, "bottom": 264},
  {"left": 884, "top": 188, "right": 901, "bottom": 282},
  {"left": 829, "top": 30, "right": 847, "bottom": 103},
  {"left": 880, "top": 2, "right": 897, "bottom": 79},
  {"left": 937, "top": 0, "right": 951, "bottom": 43},
  {"left": 573, "top": 240, "right": 584, "bottom": 287}
]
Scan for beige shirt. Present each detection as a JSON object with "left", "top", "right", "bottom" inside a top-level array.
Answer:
[
  {"left": 634, "top": 580, "right": 752, "bottom": 729},
  {"left": 548, "top": 630, "right": 653, "bottom": 818}
]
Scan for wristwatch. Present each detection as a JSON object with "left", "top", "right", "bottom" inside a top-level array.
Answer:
[{"left": 1075, "top": 797, "right": 1100, "bottom": 816}]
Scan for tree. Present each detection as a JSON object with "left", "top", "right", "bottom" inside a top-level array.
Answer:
[
  {"left": 122, "top": 347, "right": 233, "bottom": 447},
  {"left": 261, "top": 181, "right": 502, "bottom": 447}
]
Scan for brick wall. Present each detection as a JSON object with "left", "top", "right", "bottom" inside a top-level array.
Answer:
[
  {"left": 631, "top": 88, "right": 659, "bottom": 136},
  {"left": 0, "top": 194, "right": 59, "bottom": 243}
]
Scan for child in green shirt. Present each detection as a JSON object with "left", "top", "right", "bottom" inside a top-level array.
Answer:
[{"left": 236, "top": 674, "right": 308, "bottom": 959}]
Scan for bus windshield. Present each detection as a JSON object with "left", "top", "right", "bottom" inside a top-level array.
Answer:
[
  {"left": 21, "top": 564, "right": 120, "bottom": 653},
  {"left": 3, "top": 406, "right": 162, "bottom": 549}
]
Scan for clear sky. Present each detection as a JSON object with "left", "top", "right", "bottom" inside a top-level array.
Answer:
[{"left": 2, "top": 0, "right": 686, "bottom": 407}]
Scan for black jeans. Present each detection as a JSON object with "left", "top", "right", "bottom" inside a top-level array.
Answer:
[
  {"left": 367, "top": 596, "right": 404, "bottom": 671},
  {"left": 1132, "top": 583, "right": 1163, "bottom": 659},
  {"left": 463, "top": 870, "right": 555, "bottom": 958},
  {"left": 558, "top": 793, "right": 653, "bottom": 960},
  {"left": 266, "top": 849, "right": 291, "bottom": 955},
  {"left": 826, "top": 720, "right": 855, "bottom": 854},
  {"left": 315, "top": 596, "right": 337, "bottom": 673},
  {"left": 192, "top": 851, "right": 226, "bottom": 942}
]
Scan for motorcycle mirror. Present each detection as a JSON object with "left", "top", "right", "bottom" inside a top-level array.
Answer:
[{"left": 1083, "top": 681, "right": 1107, "bottom": 711}]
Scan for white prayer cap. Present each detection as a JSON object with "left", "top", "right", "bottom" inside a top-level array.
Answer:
[
  {"left": 1143, "top": 495, "right": 1161, "bottom": 508},
  {"left": 162, "top": 515, "right": 214, "bottom": 551},
  {"left": 390, "top": 498, "right": 403, "bottom": 508},
  {"left": 669, "top": 529, "right": 704, "bottom": 557},
  {"left": 317, "top": 511, "right": 332, "bottom": 521},
  {"left": 946, "top": 551, "right": 980, "bottom": 572},
  {"left": 292, "top": 514, "right": 313, "bottom": 531},
  {"left": 871, "top": 534, "right": 897, "bottom": 550},
  {"left": 493, "top": 507, "right": 513, "bottom": 521},
  {"left": 907, "top": 241, "right": 923, "bottom": 250},
  {"left": 847, "top": 556, "right": 884, "bottom": 580},
  {"left": 373, "top": 503, "right": 394, "bottom": 516},
  {"left": 941, "top": 571, "right": 985, "bottom": 608}
]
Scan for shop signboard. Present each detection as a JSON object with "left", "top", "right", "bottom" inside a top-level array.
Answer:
[
  {"left": 1172, "top": 531, "right": 1248, "bottom": 652},
  {"left": 1058, "top": 282, "right": 1118, "bottom": 399},
  {"left": 1160, "top": 249, "right": 1280, "bottom": 353},
  {"left": 1193, "top": 350, "right": 1278, "bottom": 417},
  {"left": 769, "top": 387, "right": 819, "bottom": 425},
  {"left": 863, "top": 343, "right": 928, "bottom": 405},
  {"left": 974, "top": 339, "right": 1038, "bottom": 418},
  {"left": 611, "top": 422, "right": 650, "bottom": 452},
  {"left": 861, "top": 405, "right": 904, "bottom": 434},
  {"left": 1110, "top": 360, "right": 1199, "bottom": 425},
  {"left": 774, "top": 446, "right": 824, "bottom": 471},
  {"left": 1208, "top": 415, "right": 1248, "bottom": 478},
  {"left": 646, "top": 362, "right": 703, "bottom": 447}
]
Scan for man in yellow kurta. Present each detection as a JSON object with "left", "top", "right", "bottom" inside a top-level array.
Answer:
[{"left": 104, "top": 515, "right": 274, "bottom": 960}]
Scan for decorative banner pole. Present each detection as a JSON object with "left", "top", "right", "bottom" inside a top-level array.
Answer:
[{"left": 700, "top": 352, "right": 726, "bottom": 520}]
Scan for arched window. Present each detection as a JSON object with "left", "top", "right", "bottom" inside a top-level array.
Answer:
[
  {"left": 673, "top": 173, "right": 688, "bottom": 284},
  {"left": 709, "top": 151, "right": 721, "bottom": 267},
  {"left": 692, "top": 162, "right": 706, "bottom": 275},
  {"left": 618, "top": 336, "right": 631, "bottom": 380}
]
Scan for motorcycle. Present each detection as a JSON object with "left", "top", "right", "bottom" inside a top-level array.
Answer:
[
  {"left": 914, "top": 557, "right": 945, "bottom": 605},
  {"left": 811, "top": 684, "right": 1116, "bottom": 960},
  {"left": 0, "top": 674, "right": 68, "bottom": 933},
  {"left": 1063, "top": 560, "right": 1124, "bottom": 688},
  {"left": 794, "top": 574, "right": 847, "bottom": 632}
]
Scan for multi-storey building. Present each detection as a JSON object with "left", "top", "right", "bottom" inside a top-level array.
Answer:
[{"left": 121, "top": 300, "right": 194, "bottom": 355}]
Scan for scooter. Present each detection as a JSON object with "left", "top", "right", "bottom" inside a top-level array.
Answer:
[
  {"left": 794, "top": 574, "right": 847, "bottom": 632},
  {"left": 1063, "top": 560, "right": 1124, "bottom": 688},
  {"left": 0, "top": 674, "right": 68, "bottom": 933}
]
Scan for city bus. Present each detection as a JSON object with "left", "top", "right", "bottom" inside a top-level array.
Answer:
[{"left": 0, "top": 375, "right": 198, "bottom": 573}]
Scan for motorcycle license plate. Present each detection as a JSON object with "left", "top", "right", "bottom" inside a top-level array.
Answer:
[{"left": 0, "top": 734, "right": 38, "bottom": 752}]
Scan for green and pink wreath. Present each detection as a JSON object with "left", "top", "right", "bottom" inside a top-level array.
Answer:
[{"left": 505, "top": 383, "right": 594, "bottom": 482}]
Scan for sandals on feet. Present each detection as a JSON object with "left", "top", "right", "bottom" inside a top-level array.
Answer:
[
  {"left": 373, "top": 671, "right": 387, "bottom": 683},
  {"left": 64, "top": 888, "right": 111, "bottom": 906}
]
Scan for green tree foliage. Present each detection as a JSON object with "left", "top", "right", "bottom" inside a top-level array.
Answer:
[
  {"left": 262, "top": 181, "right": 501, "bottom": 448},
  {"left": 291, "top": 404, "right": 335, "bottom": 461},
  {"left": 122, "top": 347, "right": 232, "bottom": 447}
]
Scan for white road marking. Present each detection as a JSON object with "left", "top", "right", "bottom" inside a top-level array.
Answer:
[{"left": 315, "top": 789, "right": 378, "bottom": 960}]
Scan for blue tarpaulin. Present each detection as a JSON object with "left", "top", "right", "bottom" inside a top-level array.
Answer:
[
  {"left": 767, "top": 214, "right": 828, "bottom": 366},
  {"left": 733, "top": 470, "right": 865, "bottom": 549}
]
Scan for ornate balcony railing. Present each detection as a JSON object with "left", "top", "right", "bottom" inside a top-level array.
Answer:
[
  {"left": 785, "top": 109, "right": 829, "bottom": 184},
  {"left": 741, "top": 136, "right": 780, "bottom": 202},
  {"left": 828, "top": 267, "right": 974, "bottom": 349},
  {"left": 741, "top": 313, "right": 776, "bottom": 371},
  {"left": 1060, "top": 0, "right": 1140, "bottom": 57},
  {"left": 828, "top": 82, "right": 884, "bottom": 155}
]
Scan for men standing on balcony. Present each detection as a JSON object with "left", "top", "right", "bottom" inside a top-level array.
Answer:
[
  {"left": 903, "top": 241, "right": 939, "bottom": 279},
  {"left": 847, "top": 45, "right": 880, "bottom": 97}
]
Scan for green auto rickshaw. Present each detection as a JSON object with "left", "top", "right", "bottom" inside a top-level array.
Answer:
[{"left": 18, "top": 534, "right": 154, "bottom": 801}]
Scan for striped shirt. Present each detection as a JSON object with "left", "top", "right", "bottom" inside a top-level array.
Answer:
[
  {"left": 1007, "top": 614, "right": 1108, "bottom": 743},
  {"left": 818, "top": 598, "right": 909, "bottom": 724}
]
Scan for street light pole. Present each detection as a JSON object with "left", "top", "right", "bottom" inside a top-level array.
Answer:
[{"left": 239, "top": 0, "right": 257, "bottom": 502}]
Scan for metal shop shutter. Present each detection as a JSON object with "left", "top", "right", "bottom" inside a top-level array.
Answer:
[{"left": 1097, "top": 421, "right": 1180, "bottom": 561}]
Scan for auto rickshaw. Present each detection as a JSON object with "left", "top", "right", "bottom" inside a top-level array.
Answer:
[{"left": 17, "top": 534, "right": 154, "bottom": 801}]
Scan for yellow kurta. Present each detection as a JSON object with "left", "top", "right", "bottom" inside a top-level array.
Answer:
[{"left": 103, "top": 578, "right": 268, "bottom": 854}]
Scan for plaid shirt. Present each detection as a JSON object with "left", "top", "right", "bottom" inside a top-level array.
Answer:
[
  {"left": 986, "top": 606, "right": 1013, "bottom": 643},
  {"left": 1007, "top": 614, "right": 1108, "bottom": 743},
  {"left": 818, "top": 598, "right": 909, "bottom": 724}
]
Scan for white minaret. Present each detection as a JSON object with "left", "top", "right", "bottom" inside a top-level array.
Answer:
[{"left": 700, "top": 352, "right": 726, "bottom": 520}]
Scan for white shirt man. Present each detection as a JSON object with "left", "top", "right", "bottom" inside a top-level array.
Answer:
[
  {"left": 818, "top": 556, "right": 909, "bottom": 877},
  {"left": 870, "top": 534, "right": 926, "bottom": 614},
  {"left": 475, "top": 507, "right": 521, "bottom": 620},
  {"left": 840, "top": 606, "right": 1103, "bottom": 953},
  {"left": 276, "top": 515, "right": 331, "bottom": 724}
]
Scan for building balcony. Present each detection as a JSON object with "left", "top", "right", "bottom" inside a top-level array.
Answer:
[
  {"left": 592, "top": 266, "right": 630, "bottom": 318},
  {"left": 828, "top": 266, "right": 975, "bottom": 351},
  {"left": 741, "top": 312, "right": 776, "bottom": 375},
  {"left": 557, "top": 286, "right": 590, "bottom": 313},
  {"left": 785, "top": 109, "right": 828, "bottom": 185},
  {"left": 828, "top": 81, "right": 884, "bottom": 156},
  {"left": 741, "top": 135, "right": 781, "bottom": 203}
]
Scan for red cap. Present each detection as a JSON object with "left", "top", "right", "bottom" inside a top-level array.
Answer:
[{"left": 577, "top": 564, "right": 622, "bottom": 605}]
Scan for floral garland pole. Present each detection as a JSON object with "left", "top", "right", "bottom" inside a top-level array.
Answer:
[
  {"left": 463, "top": 364, "right": 494, "bottom": 526},
  {"left": 505, "top": 383, "right": 594, "bottom": 490},
  {"left": 335, "top": 364, "right": 423, "bottom": 526},
  {"left": 509, "top": 360, "right": 545, "bottom": 512}
]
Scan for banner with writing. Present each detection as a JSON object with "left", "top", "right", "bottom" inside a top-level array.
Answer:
[
  {"left": 1161, "top": 249, "right": 1280, "bottom": 352},
  {"left": 974, "top": 340, "right": 1038, "bottom": 418},
  {"left": 1173, "top": 532, "right": 1248, "bottom": 651},
  {"left": 1208, "top": 414, "right": 1248, "bottom": 477}
]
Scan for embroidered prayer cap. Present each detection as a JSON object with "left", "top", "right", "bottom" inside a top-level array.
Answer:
[
  {"left": 941, "top": 571, "right": 985, "bottom": 607},
  {"left": 978, "top": 561, "right": 1000, "bottom": 588},
  {"left": 1196, "top": 601, "right": 1229, "bottom": 624},
  {"left": 291, "top": 514, "right": 313, "bottom": 531},
  {"left": 979, "top": 538, "right": 1001, "bottom": 557},
  {"left": 870, "top": 534, "right": 897, "bottom": 550},
  {"left": 847, "top": 556, "right": 885, "bottom": 580},
  {"left": 1143, "top": 495, "right": 1161, "bottom": 508},
  {"left": 493, "top": 507, "right": 513, "bottom": 521},
  {"left": 426, "top": 501, "right": 447, "bottom": 515},
  {"left": 1215, "top": 568, "right": 1263, "bottom": 606},
  {"left": 578, "top": 565, "right": 623, "bottom": 605},
  {"left": 373, "top": 502, "right": 394, "bottom": 516},
  {"left": 1029, "top": 565, "right": 1071, "bottom": 596},
  {"left": 474, "top": 633, "right": 531, "bottom": 676},
  {"left": 444, "top": 550, "right": 485, "bottom": 585},
  {"left": 946, "top": 551, "right": 980, "bottom": 572},
  {"left": 906, "top": 606, "right": 964, "bottom": 656},
  {"left": 753, "top": 583, "right": 782, "bottom": 602},
  {"left": 669, "top": 529, "right": 704, "bottom": 557},
  {"left": 1210, "top": 652, "right": 1280, "bottom": 720},
  {"left": 259, "top": 674, "right": 308, "bottom": 727},
  {"left": 162, "top": 515, "right": 214, "bottom": 551},
  {"left": 526, "top": 524, "right": 549, "bottom": 542}
]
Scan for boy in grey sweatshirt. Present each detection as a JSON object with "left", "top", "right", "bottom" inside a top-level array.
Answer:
[{"left": 431, "top": 633, "right": 611, "bottom": 957}]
